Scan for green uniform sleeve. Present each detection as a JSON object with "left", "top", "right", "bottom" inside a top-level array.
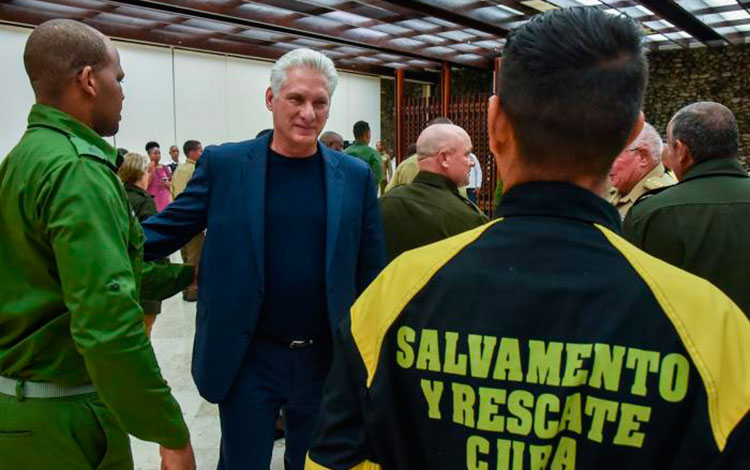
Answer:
[
  {"left": 141, "top": 261, "right": 194, "bottom": 301},
  {"left": 369, "top": 151, "right": 383, "bottom": 187},
  {"left": 42, "top": 158, "right": 189, "bottom": 449}
]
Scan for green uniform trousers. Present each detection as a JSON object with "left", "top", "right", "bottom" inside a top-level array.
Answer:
[{"left": 0, "top": 391, "right": 132, "bottom": 469}]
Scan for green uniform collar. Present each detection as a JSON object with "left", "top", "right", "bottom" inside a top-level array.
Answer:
[
  {"left": 682, "top": 158, "right": 748, "bottom": 183},
  {"left": 27, "top": 104, "right": 116, "bottom": 167},
  {"left": 414, "top": 170, "right": 459, "bottom": 193}
]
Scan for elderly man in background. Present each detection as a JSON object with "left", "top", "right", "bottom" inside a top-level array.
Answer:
[
  {"left": 0, "top": 19, "right": 194, "bottom": 470},
  {"left": 608, "top": 122, "right": 675, "bottom": 219},
  {"left": 624, "top": 102, "right": 750, "bottom": 316},
  {"left": 171, "top": 139, "right": 204, "bottom": 301},
  {"left": 379, "top": 123, "right": 489, "bottom": 261},
  {"left": 141, "top": 48, "right": 386, "bottom": 469},
  {"left": 319, "top": 130, "right": 344, "bottom": 152}
]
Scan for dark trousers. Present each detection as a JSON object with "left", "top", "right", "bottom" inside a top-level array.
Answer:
[{"left": 217, "top": 335, "right": 332, "bottom": 470}]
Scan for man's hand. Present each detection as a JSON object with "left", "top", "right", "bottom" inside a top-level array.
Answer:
[{"left": 160, "top": 443, "right": 196, "bottom": 470}]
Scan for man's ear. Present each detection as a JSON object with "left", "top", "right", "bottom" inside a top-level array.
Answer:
[
  {"left": 265, "top": 87, "right": 274, "bottom": 111},
  {"left": 676, "top": 139, "right": 695, "bottom": 171},
  {"left": 488, "top": 95, "right": 511, "bottom": 158},
  {"left": 77, "top": 65, "right": 97, "bottom": 98}
]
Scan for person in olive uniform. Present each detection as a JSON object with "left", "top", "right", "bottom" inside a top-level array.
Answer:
[
  {"left": 344, "top": 120, "right": 383, "bottom": 190},
  {"left": 0, "top": 19, "right": 195, "bottom": 469},
  {"left": 171, "top": 140, "right": 205, "bottom": 302},
  {"left": 379, "top": 123, "right": 489, "bottom": 261},
  {"left": 607, "top": 122, "right": 675, "bottom": 219},
  {"left": 624, "top": 102, "right": 750, "bottom": 317}
]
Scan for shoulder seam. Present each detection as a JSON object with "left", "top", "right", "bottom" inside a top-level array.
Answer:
[{"left": 351, "top": 219, "right": 503, "bottom": 387}]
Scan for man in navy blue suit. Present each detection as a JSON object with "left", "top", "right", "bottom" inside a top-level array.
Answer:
[{"left": 141, "top": 48, "right": 386, "bottom": 470}]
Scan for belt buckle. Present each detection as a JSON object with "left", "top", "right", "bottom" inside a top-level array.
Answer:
[{"left": 289, "top": 339, "right": 313, "bottom": 349}]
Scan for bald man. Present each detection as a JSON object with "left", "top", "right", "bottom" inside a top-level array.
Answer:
[
  {"left": 379, "top": 124, "right": 489, "bottom": 260},
  {"left": 319, "top": 130, "right": 343, "bottom": 152},
  {"left": 607, "top": 122, "right": 675, "bottom": 219},
  {"left": 625, "top": 102, "right": 750, "bottom": 316},
  {"left": 0, "top": 19, "right": 194, "bottom": 469}
]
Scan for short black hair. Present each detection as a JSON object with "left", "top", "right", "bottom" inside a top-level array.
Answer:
[
  {"left": 115, "top": 147, "right": 128, "bottom": 171},
  {"left": 498, "top": 7, "right": 648, "bottom": 177},
  {"left": 24, "top": 19, "right": 110, "bottom": 98},
  {"left": 145, "top": 141, "right": 160, "bottom": 153},
  {"left": 670, "top": 102, "right": 739, "bottom": 163},
  {"left": 183, "top": 139, "right": 202, "bottom": 157},
  {"left": 353, "top": 121, "right": 370, "bottom": 139}
]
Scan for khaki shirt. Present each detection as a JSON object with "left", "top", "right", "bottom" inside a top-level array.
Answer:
[
  {"left": 608, "top": 163, "right": 675, "bottom": 219},
  {"left": 171, "top": 158, "right": 197, "bottom": 198}
]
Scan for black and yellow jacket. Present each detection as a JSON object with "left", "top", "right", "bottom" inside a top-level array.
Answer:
[{"left": 306, "top": 182, "right": 750, "bottom": 470}]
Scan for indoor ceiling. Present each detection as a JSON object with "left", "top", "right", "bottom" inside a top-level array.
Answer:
[{"left": 1, "top": 0, "right": 749, "bottom": 76}]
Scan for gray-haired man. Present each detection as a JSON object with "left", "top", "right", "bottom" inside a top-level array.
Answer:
[{"left": 141, "top": 48, "right": 386, "bottom": 469}]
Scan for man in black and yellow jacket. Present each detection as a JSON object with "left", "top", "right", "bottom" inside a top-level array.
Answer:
[{"left": 306, "top": 8, "right": 749, "bottom": 470}]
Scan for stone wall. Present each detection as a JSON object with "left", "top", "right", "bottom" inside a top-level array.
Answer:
[
  {"left": 380, "top": 78, "right": 428, "bottom": 154},
  {"left": 379, "top": 45, "right": 750, "bottom": 164},
  {"left": 644, "top": 45, "right": 749, "bottom": 165}
]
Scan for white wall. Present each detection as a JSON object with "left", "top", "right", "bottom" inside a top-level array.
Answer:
[
  {"left": 115, "top": 41, "right": 175, "bottom": 155},
  {"left": 0, "top": 25, "right": 36, "bottom": 159},
  {"left": 0, "top": 23, "right": 381, "bottom": 161}
]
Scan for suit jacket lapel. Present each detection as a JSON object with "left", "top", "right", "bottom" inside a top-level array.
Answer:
[
  {"left": 322, "top": 145, "right": 344, "bottom": 275},
  {"left": 243, "top": 134, "right": 270, "bottom": 285}
]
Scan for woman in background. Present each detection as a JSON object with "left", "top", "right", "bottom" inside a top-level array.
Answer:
[
  {"left": 119, "top": 152, "right": 192, "bottom": 336},
  {"left": 145, "top": 141, "right": 172, "bottom": 211}
]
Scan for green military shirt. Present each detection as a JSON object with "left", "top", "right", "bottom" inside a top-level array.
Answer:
[
  {"left": 379, "top": 170, "right": 489, "bottom": 261},
  {"left": 384, "top": 153, "right": 470, "bottom": 198},
  {"left": 345, "top": 142, "right": 382, "bottom": 188},
  {"left": 623, "top": 157, "right": 750, "bottom": 317},
  {"left": 0, "top": 104, "right": 190, "bottom": 448}
]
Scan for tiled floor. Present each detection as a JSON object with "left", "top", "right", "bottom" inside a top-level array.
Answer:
[{"left": 130, "top": 293, "right": 285, "bottom": 470}]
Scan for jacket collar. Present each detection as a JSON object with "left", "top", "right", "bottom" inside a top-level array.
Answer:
[
  {"left": 27, "top": 104, "right": 116, "bottom": 166},
  {"left": 414, "top": 171, "right": 459, "bottom": 193},
  {"left": 680, "top": 158, "right": 747, "bottom": 183},
  {"left": 124, "top": 182, "right": 154, "bottom": 198},
  {"left": 242, "top": 131, "right": 344, "bottom": 284},
  {"left": 496, "top": 181, "right": 621, "bottom": 232}
]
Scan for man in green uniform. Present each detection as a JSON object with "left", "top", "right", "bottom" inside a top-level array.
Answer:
[
  {"left": 344, "top": 120, "right": 382, "bottom": 190},
  {"left": 624, "top": 102, "right": 750, "bottom": 317},
  {"left": 0, "top": 19, "right": 195, "bottom": 469},
  {"left": 379, "top": 123, "right": 489, "bottom": 261},
  {"left": 607, "top": 122, "right": 675, "bottom": 219}
]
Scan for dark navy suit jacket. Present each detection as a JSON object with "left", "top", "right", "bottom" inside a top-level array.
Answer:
[{"left": 142, "top": 132, "right": 386, "bottom": 403}]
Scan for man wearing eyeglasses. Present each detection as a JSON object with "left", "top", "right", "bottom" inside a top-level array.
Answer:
[{"left": 608, "top": 123, "right": 675, "bottom": 219}]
